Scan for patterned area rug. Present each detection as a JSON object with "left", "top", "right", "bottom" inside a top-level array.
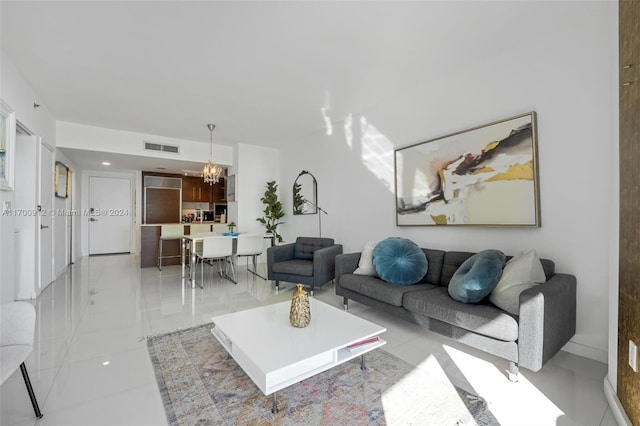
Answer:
[{"left": 147, "top": 324, "right": 499, "bottom": 426}]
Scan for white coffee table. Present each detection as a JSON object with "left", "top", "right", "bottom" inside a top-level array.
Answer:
[{"left": 210, "top": 298, "right": 386, "bottom": 413}]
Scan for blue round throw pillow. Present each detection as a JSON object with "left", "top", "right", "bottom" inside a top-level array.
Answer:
[
  {"left": 448, "top": 249, "right": 506, "bottom": 304},
  {"left": 373, "top": 237, "right": 428, "bottom": 285}
]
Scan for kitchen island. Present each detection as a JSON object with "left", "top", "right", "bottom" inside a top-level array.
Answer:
[{"left": 140, "top": 222, "right": 230, "bottom": 268}]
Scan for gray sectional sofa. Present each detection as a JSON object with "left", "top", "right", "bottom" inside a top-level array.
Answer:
[{"left": 335, "top": 248, "right": 577, "bottom": 380}]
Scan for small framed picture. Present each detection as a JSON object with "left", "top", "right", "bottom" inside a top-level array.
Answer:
[
  {"left": 227, "top": 174, "right": 236, "bottom": 202},
  {"left": 0, "top": 100, "right": 16, "bottom": 191}
]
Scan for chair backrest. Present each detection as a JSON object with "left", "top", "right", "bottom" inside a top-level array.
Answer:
[
  {"left": 202, "top": 236, "right": 233, "bottom": 258},
  {"left": 236, "top": 234, "right": 264, "bottom": 256},
  {"left": 294, "top": 237, "right": 335, "bottom": 260},
  {"left": 189, "top": 224, "right": 211, "bottom": 234},
  {"left": 161, "top": 224, "right": 184, "bottom": 239}
]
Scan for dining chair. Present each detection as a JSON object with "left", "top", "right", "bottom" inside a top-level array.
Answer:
[
  {"left": 158, "top": 224, "right": 184, "bottom": 270},
  {"left": 195, "top": 236, "right": 236, "bottom": 285},
  {"left": 1, "top": 302, "right": 43, "bottom": 419},
  {"left": 236, "top": 234, "right": 266, "bottom": 279}
]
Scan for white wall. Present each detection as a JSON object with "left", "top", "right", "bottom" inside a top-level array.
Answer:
[
  {"left": 236, "top": 143, "right": 279, "bottom": 234},
  {"left": 0, "top": 49, "right": 57, "bottom": 303},
  {"left": 235, "top": 143, "right": 279, "bottom": 262},
  {"left": 280, "top": 1, "right": 617, "bottom": 362}
]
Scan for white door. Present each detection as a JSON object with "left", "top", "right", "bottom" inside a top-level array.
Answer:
[
  {"left": 38, "top": 141, "right": 54, "bottom": 290},
  {"left": 89, "top": 176, "right": 131, "bottom": 255}
]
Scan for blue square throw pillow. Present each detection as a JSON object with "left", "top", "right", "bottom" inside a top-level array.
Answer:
[{"left": 448, "top": 249, "right": 506, "bottom": 304}]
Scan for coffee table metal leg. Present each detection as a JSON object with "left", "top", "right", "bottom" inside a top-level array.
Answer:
[
  {"left": 361, "top": 354, "right": 366, "bottom": 370},
  {"left": 271, "top": 392, "right": 278, "bottom": 414}
]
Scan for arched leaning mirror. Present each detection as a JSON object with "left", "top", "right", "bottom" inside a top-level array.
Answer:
[
  {"left": 55, "top": 161, "right": 70, "bottom": 198},
  {"left": 293, "top": 170, "right": 317, "bottom": 215}
]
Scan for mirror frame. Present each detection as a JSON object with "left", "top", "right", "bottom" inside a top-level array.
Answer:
[
  {"left": 293, "top": 170, "right": 317, "bottom": 215},
  {"left": 55, "top": 161, "right": 70, "bottom": 198}
]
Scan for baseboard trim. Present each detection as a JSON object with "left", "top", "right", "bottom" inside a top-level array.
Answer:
[
  {"left": 604, "top": 375, "right": 632, "bottom": 426},
  {"left": 562, "top": 341, "right": 607, "bottom": 363}
]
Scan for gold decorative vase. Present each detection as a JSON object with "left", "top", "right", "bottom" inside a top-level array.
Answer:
[{"left": 289, "top": 284, "right": 311, "bottom": 328}]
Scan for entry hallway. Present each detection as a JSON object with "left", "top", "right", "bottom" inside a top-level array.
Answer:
[{"left": 1, "top": 254, "right": 616, "bottom": 425}]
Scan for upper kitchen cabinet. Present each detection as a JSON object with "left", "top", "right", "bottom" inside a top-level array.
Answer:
[{"left": 182, "top": 176, "right": 213, "bottom": 202}]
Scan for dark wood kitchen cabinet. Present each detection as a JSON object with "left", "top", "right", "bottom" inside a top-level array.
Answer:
[
  {"left": 212, "top": 177, "right": 226, "bottom": 202},
  {"left": 182, "top": 176, "right": 212, "bottom": 202}
]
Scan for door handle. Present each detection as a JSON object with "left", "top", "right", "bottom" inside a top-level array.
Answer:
[
  {"left": 40, "top": 225, "right": 49, "bottom": 229},
  {"left": 89, "top": 218, "right": 98, "bottom": 222}
]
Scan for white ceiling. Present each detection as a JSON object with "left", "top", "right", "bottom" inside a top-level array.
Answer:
[
  {"left": 1, "top": 1, "right": 530, "bottom": 170},
  {"left": 57, "top": 147, "right": 210, "bottom": 176}
]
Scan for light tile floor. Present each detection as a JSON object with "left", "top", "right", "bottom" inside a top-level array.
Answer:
[{"left": 1, "top": 254, "right": 616, "bottom": 425}]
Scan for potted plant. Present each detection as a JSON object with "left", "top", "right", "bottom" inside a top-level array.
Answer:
[
  {"left": 256, "top": 180, "right": 285, "bottom": 243},
  {"left": 227, "top": 221, "right": 236, "bottom": 233}
]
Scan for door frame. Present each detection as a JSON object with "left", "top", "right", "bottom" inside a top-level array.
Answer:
[{"left": 38, "top": 139, "right": 55, "bottom": 290}]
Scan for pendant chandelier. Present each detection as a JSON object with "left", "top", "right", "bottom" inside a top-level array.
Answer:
[{"left": 203, "top": 123, "right": 223, "bottom": 185}]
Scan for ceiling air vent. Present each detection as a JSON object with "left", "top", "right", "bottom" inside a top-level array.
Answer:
[{"left": 143, "top": 141, "right": 180, "bottom": 154}]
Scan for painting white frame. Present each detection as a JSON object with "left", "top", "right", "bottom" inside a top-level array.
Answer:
[{"left": 0, "top": 100, "right": 16, "bottom": 191}]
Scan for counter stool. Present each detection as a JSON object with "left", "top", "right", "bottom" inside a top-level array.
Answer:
[
  {"left": 185, "top": 224, "right": 210, "bottom": 263},
  {"left": 158, "top": 224, "right": 184, "bottom": 270}
]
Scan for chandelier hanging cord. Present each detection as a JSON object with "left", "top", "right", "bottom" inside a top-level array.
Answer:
[
  {"left": 208, "top": 124, "right": 215, "bottom": 159},
  {"left": 203, "top": 123, "right": 222, "bottom": 185}
]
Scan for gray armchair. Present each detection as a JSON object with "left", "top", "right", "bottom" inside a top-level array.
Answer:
[{"left": 267, "top": 237, "right": 343, "bottom": 295}]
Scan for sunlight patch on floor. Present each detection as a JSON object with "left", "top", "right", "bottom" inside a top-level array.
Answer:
[
  {"left": 443, "top": 344, "right": 566, "bottom": 423},
  {"left": 381, "top": 354, "right": 474, "bottom": 424}
]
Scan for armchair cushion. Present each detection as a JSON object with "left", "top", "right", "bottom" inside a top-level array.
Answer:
[
  {"left": 272, "top": 259, "right": 314, "bottom": 277},
  {"left": 294, "top": 237, "right": 335, "bottom": 260}
]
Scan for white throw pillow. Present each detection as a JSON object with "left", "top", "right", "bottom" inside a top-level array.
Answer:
[
  {"left": 353, "top": 241, "right": 378, "bottom": 276},
  {"left": 489, "top": 249, "right": 546, "bottom": 315}
]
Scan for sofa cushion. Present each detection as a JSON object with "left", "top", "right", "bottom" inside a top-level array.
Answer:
[
  {"left": 294, "top": 237, "right": 335, "bottom": 260},
  {"left": 448, "top": 249, "right": 506, "bottom": 303},
  {"left": 353, "top": 241, "right": 378, "bottom": 276},
  {"left": 489, "top": 250, "right": 546, "bottom": 315},
  {"left": 373, "top": 237, "right": 428, "bottom": 285},
  {"left": 419, "top": 249, "right": 446, "bottom": 286},
  {"left": 404, "top": 288, "right": 519, "bottom": 342},
  {"left": 340, "top": 274, "right": 437, "bottom": 306},
  {"left": 441, "top": 251, "right": 475, "bottom": 286},
  {"left": 272, "top": 259, "right": 313, "bottom": 277}
]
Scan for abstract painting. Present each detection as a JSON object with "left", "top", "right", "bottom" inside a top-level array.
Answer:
[{"left": 395, "top": 112, "right": 540, "bottom": 226}]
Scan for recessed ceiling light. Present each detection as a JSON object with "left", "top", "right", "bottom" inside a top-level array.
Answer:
[{"left": 102, "top": 162, "right": 110, "bottom": 166}]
